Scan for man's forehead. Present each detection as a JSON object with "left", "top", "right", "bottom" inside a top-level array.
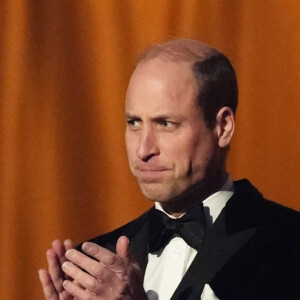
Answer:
[
  {"left": 134, "top": 56, "right": 194, "bottom": 74},
  {"left": 125, "top": 89, "right": 200, "bottom": 121},
  {"left": 127, "top": 58, "right": 196, "bottom": 94},
  {"left": 125, "top": 58, "right": 199, "bottom": 113}
]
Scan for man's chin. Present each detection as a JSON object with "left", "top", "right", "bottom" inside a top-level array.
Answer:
[{"left": 138, "top": 182, "right": 183, "bottom": 203}]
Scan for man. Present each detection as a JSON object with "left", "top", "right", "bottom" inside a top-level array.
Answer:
[{"left": 39, "top": 39, "right": 300, "bottom": 300}]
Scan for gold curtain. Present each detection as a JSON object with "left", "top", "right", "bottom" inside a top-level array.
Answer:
[{"left": 1, "top": 1, "right": 299, "bottom": 299}]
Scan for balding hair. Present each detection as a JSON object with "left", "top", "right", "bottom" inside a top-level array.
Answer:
[{"left": 138, "top": 39, "right": 238, "bottom": 129}]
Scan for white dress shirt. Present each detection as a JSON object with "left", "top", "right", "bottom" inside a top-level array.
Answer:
[{"left": 143, "top": 177, "right": 234, "bottom": 300}]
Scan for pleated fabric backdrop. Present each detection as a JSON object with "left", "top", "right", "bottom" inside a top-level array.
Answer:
[{"left": 0, "top": 1, "right": 300, "bottom": 299}]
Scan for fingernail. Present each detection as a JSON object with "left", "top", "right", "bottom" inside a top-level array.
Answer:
[
  {"left": 64, "top": 239, "right": 72, "bottom": 245},
  {"left": 65, "top": 249, "right": 75, "bottom": 259},
  {"left": 63, "top": 280, "right": 70, "bottom": 288},
  {"left": 82, "top": 242, "right": 92, "bottom": 253},
  {"left": 62, "top": 261, "right": 71, "bottom": 270},
  {"left": 38, "top": 269, "right": 43, "bottom": 279}
]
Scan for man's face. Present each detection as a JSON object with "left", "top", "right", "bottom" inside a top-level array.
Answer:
[{"left": 125, "top": 58, "right": 221, "bottom": 203}]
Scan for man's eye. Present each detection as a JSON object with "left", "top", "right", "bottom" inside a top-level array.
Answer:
[
  {"left": 160, "top": 120, "right": 172, "bottom": 128},
  {"left": 127, "top": 120, "right": 140, "bottom": 127}
]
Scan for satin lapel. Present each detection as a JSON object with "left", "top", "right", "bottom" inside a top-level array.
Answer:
[
  {"left": 170, "top": 211, "right": 257, "bottom": 300},
  {"left": 171, "top": 180, "right": 262, "bottom": 300},
  {"left": 127, "top": 214, "right": 151, "bottom": 273},
  {"left": 115, "top": 208, "right": 153, "bottom": 273}
]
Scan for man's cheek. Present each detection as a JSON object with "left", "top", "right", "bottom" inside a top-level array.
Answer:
[{"left": 173, "top": 159, "right": 190, "bottom": 179}]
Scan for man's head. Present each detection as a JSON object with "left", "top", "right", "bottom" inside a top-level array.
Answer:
[{"left": 125, "top": 39, "right": 237, "bottom": 209}]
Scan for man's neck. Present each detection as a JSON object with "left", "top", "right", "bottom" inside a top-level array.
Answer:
[{"left": 159, "top": 172, "right": 228, "bottom": 217}]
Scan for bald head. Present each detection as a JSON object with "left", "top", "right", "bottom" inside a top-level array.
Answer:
[
  {"left": 137, "top": 39, "right": 238, "bottom": 129},
  {"left": 138, "top": 38, "right": 219, "bottom": 63}
]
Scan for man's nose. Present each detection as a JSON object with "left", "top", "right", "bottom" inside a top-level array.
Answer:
[{"left": 136, "top": 128, "right": 159, "bottom": 162}]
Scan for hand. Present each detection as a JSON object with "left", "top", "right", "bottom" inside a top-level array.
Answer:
[
  {"left": 61, "top": 236, "right": 147, "bottom": 300},
  {"left": 39, "top": 239, "right": 74, "bottom": 300}
]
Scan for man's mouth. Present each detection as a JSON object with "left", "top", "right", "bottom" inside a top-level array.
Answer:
[{"left": 135, "top": 167, "right": 171, "bottom": 182}]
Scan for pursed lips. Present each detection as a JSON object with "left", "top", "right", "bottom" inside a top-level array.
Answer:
[
  {"left": 134, "top": 166, "right": 172, "bottom": 182},
  {"left": 136, "top": 167, "right": 170, "bottom": 171}
]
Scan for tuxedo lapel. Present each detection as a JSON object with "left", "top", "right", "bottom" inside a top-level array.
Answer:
[
  {"left": 127, "top": 213, "right": 151, "bottom": 273},
  {"left": 113, "top": 208, "right": 154, "bottom": 273},
  {"left": 170, "top": 180, "right": 262, "bottom": 300},
  {"left": 170, "top": 210, "right": 257, "bottom": 300}
]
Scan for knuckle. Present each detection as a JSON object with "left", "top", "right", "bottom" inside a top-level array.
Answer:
[
  {"left": 115, "top": 270, "right": 127, "bottom": 280},
  {"left": 106, "top": 254, "right": 117, "bottom": 266},
  {"left": 92, "top": 263, "right": 105, "bottom": 279},
  {"left": 86, "top": 277, "right": 99, "bottom": 291}
]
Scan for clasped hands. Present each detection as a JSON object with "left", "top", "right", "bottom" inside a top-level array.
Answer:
[{"left": 39, "top": 236, "right": 147, "bottom": 300}]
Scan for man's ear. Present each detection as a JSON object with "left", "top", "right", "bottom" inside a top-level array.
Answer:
[{"left": 215, "top": 106, "right": 235, "bottom": 148}]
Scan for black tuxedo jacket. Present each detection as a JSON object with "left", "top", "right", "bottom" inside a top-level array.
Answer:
[{"left": 79, "top": 179, "right": 300, "bottom": 300}]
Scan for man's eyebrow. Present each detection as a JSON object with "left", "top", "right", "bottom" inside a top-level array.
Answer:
[
  {"left": 125, "top": 113, "right": 182, "bottom": 120},
  {"left": 151, "top": 113, "right": 184, "bottom": 121},
  {"left": 152, "top": 114, "right": 174, "bottom": 120},
  {"left": 124, "top": 113, "right": 140, "bottom": 119}
]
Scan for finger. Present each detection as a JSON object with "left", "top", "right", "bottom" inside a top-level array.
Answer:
[
  {"left": 52, "top": 239, "right": 68, "bottom": 265},
  {"left": 62, "top": 261, "right": 108, "bottom": 295},
  {"left": 47, "top": 249, "right": 65, "bottom": 293},
  {"left": 116, "top": 236, "right": 143, "bottom": 282},
  {"left": 65, "top": 249, "right": 115, "bottom": 282},
  {"left": 63, "top": 280, "right": 98, "bottom": 299},
  {"left": 82, "top": 242, "right": 126, "bottom": 274},
  {"left": 38, "top": 269, "right": 59, "bottom": 300},
  {"left": 116, "top": 236, "right": 130, "bottom": 259},
  {"left": 63, "top": 239, "right": 75, "bottom": 281},
  {"left": 64, "top": 239, "right": 74, "bottom": 251}
]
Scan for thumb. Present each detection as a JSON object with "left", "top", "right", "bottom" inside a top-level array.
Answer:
[{"left": 116, "top": 235, "right": 130, "bottom": 259}]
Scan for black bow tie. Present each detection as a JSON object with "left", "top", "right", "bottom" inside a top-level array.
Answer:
[{"left": 148, "top": 205, "right": 206, "bottom": 253}]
